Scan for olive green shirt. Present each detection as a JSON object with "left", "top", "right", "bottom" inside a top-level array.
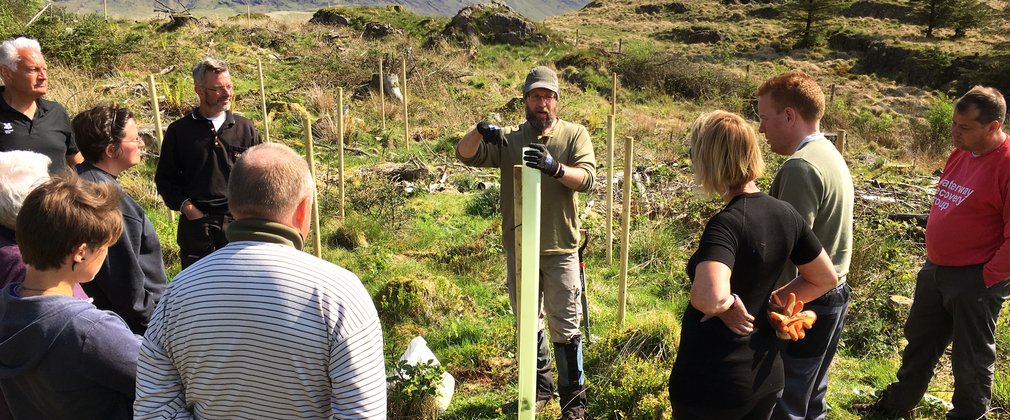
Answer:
[
  {"left": 770, "top": 137, "right": 854, "bottom": 287},
  {"left": 457, "top": 118, "right": 596, "bottom": 254}
]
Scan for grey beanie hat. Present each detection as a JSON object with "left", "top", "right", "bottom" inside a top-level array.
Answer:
[{"left": 523, "top": 66, "right": 560, "bottom": 100}]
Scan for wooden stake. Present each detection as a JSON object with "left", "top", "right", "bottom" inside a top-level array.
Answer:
[
  {"left": 302, "top": 111, "right": 322, "bottom": 258},
  {"left": 836, "top": 129, "right": 846, "bottom": 155},
  {"left": 258, "top": 59, "right": 270, "bottom": 143},
  {"left": 147, "top": 75, "right": 163, "bottom": 145},
  {"left": 402, "top": 59, "right": 408, "bottom": 148},
  {"left": 830, "top": 84, "right": 836, "bottom": 104},
  {"left": 617, "top": 136, "right": 633, "bottom": 327},
  {"left": 379, "top": 56, "right": 386, "bottom": 131},
  {"left": 338, "top": 87, "right": 346, "bottom": 219},
  {"left": 104, "top": 0, "right": 108, "bottom": 20},
  {"left": 618, "top": 38, "right": 623, "bottom": 54},
  {"left": 575, "top": 28, "right": 580, "bottom": 48},
  {"left": 246, "top": 1, "right": 251, "bottom": 26},
  {"left": 611, "top": 73, "right": 618, "bottom": 116},
  {"left": 606, "top": 114, "right": 615, "bottom": 265}
]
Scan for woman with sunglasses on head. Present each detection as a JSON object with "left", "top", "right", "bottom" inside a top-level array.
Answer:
[
  {"left": 74, "top": 105, "right": 167, "bottom": 335},
  {"left": 668, "top": 111, "right": 838, "bottom": 419},
  {"left": 0, "top": 176, "right": 138, "bottom": 419}
]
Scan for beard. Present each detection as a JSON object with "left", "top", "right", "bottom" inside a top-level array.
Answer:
[{"left": 526, "top": 106, "right": 556, "bottom": 133}]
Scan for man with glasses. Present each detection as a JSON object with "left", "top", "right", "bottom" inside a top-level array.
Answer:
[
  {"left": 456, "top": 66, "right": 596, "bottom": 420},
  {"left": 155, "top": 57, "right": 261, "bottom": 269},
  {"left": 0, "top": 37, "right": 83, "bottom": 174}
]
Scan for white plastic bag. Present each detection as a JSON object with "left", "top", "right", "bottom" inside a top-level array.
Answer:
[{"left": 397, "top": 336, "right": 455, "bottom": 413}]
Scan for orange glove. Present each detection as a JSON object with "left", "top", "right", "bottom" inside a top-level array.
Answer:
[{"left": 768, "top": 293, "right": 817, "bottom": 341}]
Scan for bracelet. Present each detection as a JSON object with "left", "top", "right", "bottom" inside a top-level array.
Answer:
[{"left": 553, "top": 165, "right": 565, "bottom": 179}]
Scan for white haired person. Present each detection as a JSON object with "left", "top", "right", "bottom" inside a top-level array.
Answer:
[
  {"left": 0, "top": 150, "right": 88, "bottom": 299},
  {"left": 0, "top": 37, "right": 82, "bottom": 173}
]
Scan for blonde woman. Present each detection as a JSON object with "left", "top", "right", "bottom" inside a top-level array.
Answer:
[{"left": 668, "top": 111, "right": 837, "bottom": 419}]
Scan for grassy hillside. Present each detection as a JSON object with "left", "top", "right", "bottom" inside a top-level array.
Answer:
[
  {"left": 50, "top": 0, "right": 589, "bottom": 20},
  {"left": 4, "top": 0, "right": 1010, "bottom": 418}
]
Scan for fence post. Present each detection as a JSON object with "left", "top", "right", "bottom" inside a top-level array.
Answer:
[
  {"left": 379, "top": 56, "right": 386, "bottom": 131},
  {"left": 617, "top": 136, "right": 634, "bottom": 326},
  {"left": 258, "top": 59, "right": 270, "bottom": 143},
  {"left": 402, "top": 58, "right": 408, "bottom": 148},
  {"left": 338, "top": 87, "right": 346, "bottom": 219},
  {"left": 302, "top": 111, "right": 322, "bottom": 258},
  {"left": 147, "top": 75, "right": 164, "bottom": 145},
  {"left": 606, "top": 115, "right": 615, "bottom": 265},
  {"left": 836, "top": 129, "right": 846, "bottom": 155}
]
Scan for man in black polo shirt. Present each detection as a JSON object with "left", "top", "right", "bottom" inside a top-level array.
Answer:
[
  {"left": 155, "top": 57, "right": 261, "bottom": 269},
  {"left": 0, "top": 37, "right": 83, "bottom": 174}
]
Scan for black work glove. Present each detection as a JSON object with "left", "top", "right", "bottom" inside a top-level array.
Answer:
[
  {"left": 476, "top": 121, "right": 508, "bottom": 146},
  {"left": 523, "top": 143, "right": 564, "bottom": 178}
]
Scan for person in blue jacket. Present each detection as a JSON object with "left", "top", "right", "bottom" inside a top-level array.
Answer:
[
  {"left": 74, "top": 105, "right": 167, "bottom": 334},
  {"left": 0, "top": 175, "right": 140, "bottom": 420}
]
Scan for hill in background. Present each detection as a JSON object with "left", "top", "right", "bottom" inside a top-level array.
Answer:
[{"left": 51, "top": 0, "right": 589, "bottom": 20}]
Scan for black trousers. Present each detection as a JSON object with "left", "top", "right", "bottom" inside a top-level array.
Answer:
[
  {"left": 177, "top": 213, "right": 232, "bottom": 269},
  {"left": 878, "top": 261, "right": 1010, "bottom": 420}
]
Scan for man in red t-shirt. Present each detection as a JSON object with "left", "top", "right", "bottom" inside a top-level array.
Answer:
[{"left": 870, "top": 86, "right": 1010, "bottom": 419}]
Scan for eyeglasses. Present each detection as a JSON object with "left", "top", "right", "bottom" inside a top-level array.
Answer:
[
  {"left": 528, "top": 93, "right": 557, "bottom": 103},
  {"left": 203, "top": 84, "right": 233, "bottom": 93}
]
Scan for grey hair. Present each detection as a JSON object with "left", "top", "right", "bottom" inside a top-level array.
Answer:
[
  {"left": 0, "top": 151, "right": 51, "bottom": 229},
  {"left": 228, "top": 143, "right": 315, "bottom": 222},
  {"left": 0, "top": 37, "right": 42, "bottom": 72},
  {"left": 192, "top": 57, "right": 230, "bottom": 87}
]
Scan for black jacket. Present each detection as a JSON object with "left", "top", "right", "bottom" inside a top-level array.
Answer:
[
  {"left": 154, "top": 109, "right": 261, "bottom": 214},
  {"left": 78, "top": 163, "right": 168, "bottom": 334}
]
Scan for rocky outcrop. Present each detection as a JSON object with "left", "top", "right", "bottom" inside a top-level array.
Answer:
[
  {"left": 659, "top": 26, "right": 726, "bottom": 44},
  {"left": 309, "top": 8, "right": 351, "bottom": 26},
  {"left": 363, "top": 22, "right": 400, "bottom": 39},
  {"left": 747, "top": 6, "right": 781, "bottom": 18},
  {"left": 722, "top": 0, "right": 780, "bottom": 4},
  {"left": 635, "top": 2, "right": 688, "bottom": 14},
  {"left": 431, "top": 1, "right": 547, "bottom": 48}
]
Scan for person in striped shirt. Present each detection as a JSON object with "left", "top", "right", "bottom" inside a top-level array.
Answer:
[{"left": 135, "top": 142, "right": 386, "bottom": 419}]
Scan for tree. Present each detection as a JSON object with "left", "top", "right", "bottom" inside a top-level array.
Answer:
[
  {"left": 783, "top": 0, "right": 853, "bottom": 48},
  {"left": 950, "top": 0, "right": 996, "bottom": 38},
  {"left": 911, "top": 0, "right": 956, "bottom": 38},
  {"left": 911, "top": 0, "right": 994, "bottom": 38}
]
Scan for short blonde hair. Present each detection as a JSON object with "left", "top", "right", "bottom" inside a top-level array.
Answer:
[{"left": 688, "top": 110, "right": 764, "bottom": 195}]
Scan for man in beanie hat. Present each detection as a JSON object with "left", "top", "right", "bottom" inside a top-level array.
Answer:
[{"left": 456, "top": 66, "right": 596, "bottom": 419}]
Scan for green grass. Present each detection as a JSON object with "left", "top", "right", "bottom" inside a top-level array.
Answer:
[{"left": 33, "top": 1, "right": 1010, "bottom": 417}]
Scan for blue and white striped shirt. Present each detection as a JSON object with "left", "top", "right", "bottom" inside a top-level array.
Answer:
[{"left": 135, "top": 241, "right": 386, "bottom": 419}]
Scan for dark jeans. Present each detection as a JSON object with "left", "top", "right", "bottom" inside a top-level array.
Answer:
[
  {"left": 672, "top": 390, "right": 778, "bottom": 420},
  {"left": 177, "top": 213, "right": 232, "bottom": 269},
  {"left": 772, "top": 283, "right": 851, "bottom": 420},
  {"left": 878, "top": 261, "right": 1010, "bottom": 420}
]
